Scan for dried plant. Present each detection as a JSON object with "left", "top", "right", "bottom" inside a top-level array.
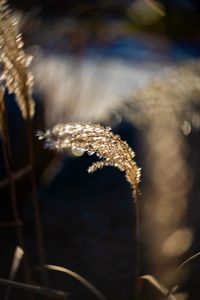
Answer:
[
  {"left": 38, "top": 122, "right": 141, "bottom": 200},
  {"left": 0, "top": 0, "right": 48, "bottom": 286},
  {"left": 39, "top": 123, "right": 141, "bottom": 298},
  {"left": 0, "top": 0, "right": 35, "bottom": 119}
]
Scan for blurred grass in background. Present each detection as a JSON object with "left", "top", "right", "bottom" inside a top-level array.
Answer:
[{"left": 1, "top": 1, "right": 200, "bottom": 300}]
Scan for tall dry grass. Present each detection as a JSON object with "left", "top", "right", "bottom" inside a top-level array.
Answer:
[
  {"left": 1, "top": 0, "right": 200, "bottom": 299},
  {"left": 0, "top": 0, "right": 47, "bottom": 291}
]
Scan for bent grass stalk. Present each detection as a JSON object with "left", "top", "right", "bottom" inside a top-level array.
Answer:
[
  {"left": 38, "top": 122, "right": 141, "bottom": 297},
  {"left": 38, "top": 123, "right": 141, "bottom": 200},
  {"left": 44, "top": 264, "right": 107, "bottom": 300}
]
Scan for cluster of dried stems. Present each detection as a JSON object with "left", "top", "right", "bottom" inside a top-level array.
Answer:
[
  {"left": 1, "top": 0, "right": 199, "bottom": 300},
  {"left": 0, "top": 0, "right": 48, "bottom": 294}
]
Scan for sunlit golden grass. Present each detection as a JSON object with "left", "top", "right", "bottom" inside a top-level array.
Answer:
[
  {"left": 1, "top": 0, "right": 200, "bottom": 299},
  {"left": 0, "top": 0, "right": 35, "bottom": 119},
  {"left": 0, "top": 0, "right": 48, "bottom": 289},
  {"left": 38, "top": 122, "right": 141, "bottom": 201},
  {"left": 121, "top": 61, "right": 200, "bottom": 131}
]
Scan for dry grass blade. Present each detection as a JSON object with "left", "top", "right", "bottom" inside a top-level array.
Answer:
[
  {"left": 175, "top": 252, "right": 200, "bottom": 276},
  {"left": 165, "top": 253, "right": 200, "bottom": 300},
  {"left": 0, "top": 0, "right": 35, "bottom": 119},
  {"left": 44, "top": 265, "right": 107, "bottom": 300},
  {"left": 4, "top": 246, "right": 24, "bottom": 300},
  {"left": 140, "top": 275, "right": 177, "bottom": 300},
  {"left": 0, "top": 278, "right": 68, "bottom": 299},
  {"left": 37, "top": 123, "right": 141, "bottom": 200}
]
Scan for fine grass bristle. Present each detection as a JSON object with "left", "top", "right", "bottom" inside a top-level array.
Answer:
[{"left": 38, "top": 122, "right": 141, "bottom": 200}]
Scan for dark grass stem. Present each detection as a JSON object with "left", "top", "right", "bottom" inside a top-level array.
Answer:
[
  {"left": 134, "top": 189, "right": 140, "bottom": 300},
  {"left": 0, "top": 278, "right": 68, "bottom": 299},
  {"left": 1, "top": 97, "right": 33, "bottom": 300},
  {"left": 25, "top": 101, "right": 48, "bottom": 286},
  {"left": 0, "top": 165, "right": 31, "bottom": 188},
  {"left": 38, "top": 122, "right": 141, "bottom": 296}
]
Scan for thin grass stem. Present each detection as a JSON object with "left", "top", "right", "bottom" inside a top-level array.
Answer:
[
  {"left": 25, "top": 100, "right": 48, "bottom": 286},
  {"left": 133, "top": 188, "right": 140, "bottom": 300},
  {"left": 0, "top": 278, "right": 68, "bottom": 299},
  {"left": 1, "top": 94, "right": 33, "bottom": 300}
]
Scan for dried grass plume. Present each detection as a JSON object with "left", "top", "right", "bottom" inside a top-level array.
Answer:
[
  {"left": 0, "top": 0, "right": 35, "bottom": 119},
  {"left": 121, "top": 61, "right": 200, "bottom": 131},
  {"left": 38, "top": 123, "right": 141, "bottom": 200}
]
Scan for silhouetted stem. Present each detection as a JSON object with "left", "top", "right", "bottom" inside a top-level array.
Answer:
[
  {"left": 25, "top": 100, "right": 48, "bottom": 286},
  {"left": 134, "top": 189, "right": 140, "bottom": 300},
  {"left": 0, "top": 165, "right": 31, "bottom": 188},
  {"left": 0, "top": 278, "right": 68, "bottom": 298},
  {"left": 1, "top": 101, "right": 33, "bottom": 300}
]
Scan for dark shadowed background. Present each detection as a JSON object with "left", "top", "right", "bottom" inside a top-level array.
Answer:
[{"left": 1, "top": 1, "right": 200, "bottom": 300}]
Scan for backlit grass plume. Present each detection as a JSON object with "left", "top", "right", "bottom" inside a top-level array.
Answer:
[
  {"left": 38, "top": 123, "right": 141, "bottom": 200},
  {"left": 0, "top": 0, "right": 35, "bottom": 119}
]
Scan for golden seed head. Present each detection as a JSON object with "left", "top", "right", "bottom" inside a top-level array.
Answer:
[
  {"left": 38, "top": 123, "right": 141, "bottom": 200},
  {"left": 0, "top": 0, "right": 35, "bottom": 119}
]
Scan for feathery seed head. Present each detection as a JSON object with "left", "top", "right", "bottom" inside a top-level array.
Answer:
[
  {"left": 38, "top": 123, "right": 141, "bottom": 200},
  {"left": 121, "top": 62, "right": 200, "bottom": 132},
  {"left": 0, "top": 0, "right": 35, "bottom": 119}
]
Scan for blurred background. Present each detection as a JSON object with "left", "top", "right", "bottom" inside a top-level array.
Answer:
[{"left": 1, "top": 0, "right": 200, "bottom": 299}]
